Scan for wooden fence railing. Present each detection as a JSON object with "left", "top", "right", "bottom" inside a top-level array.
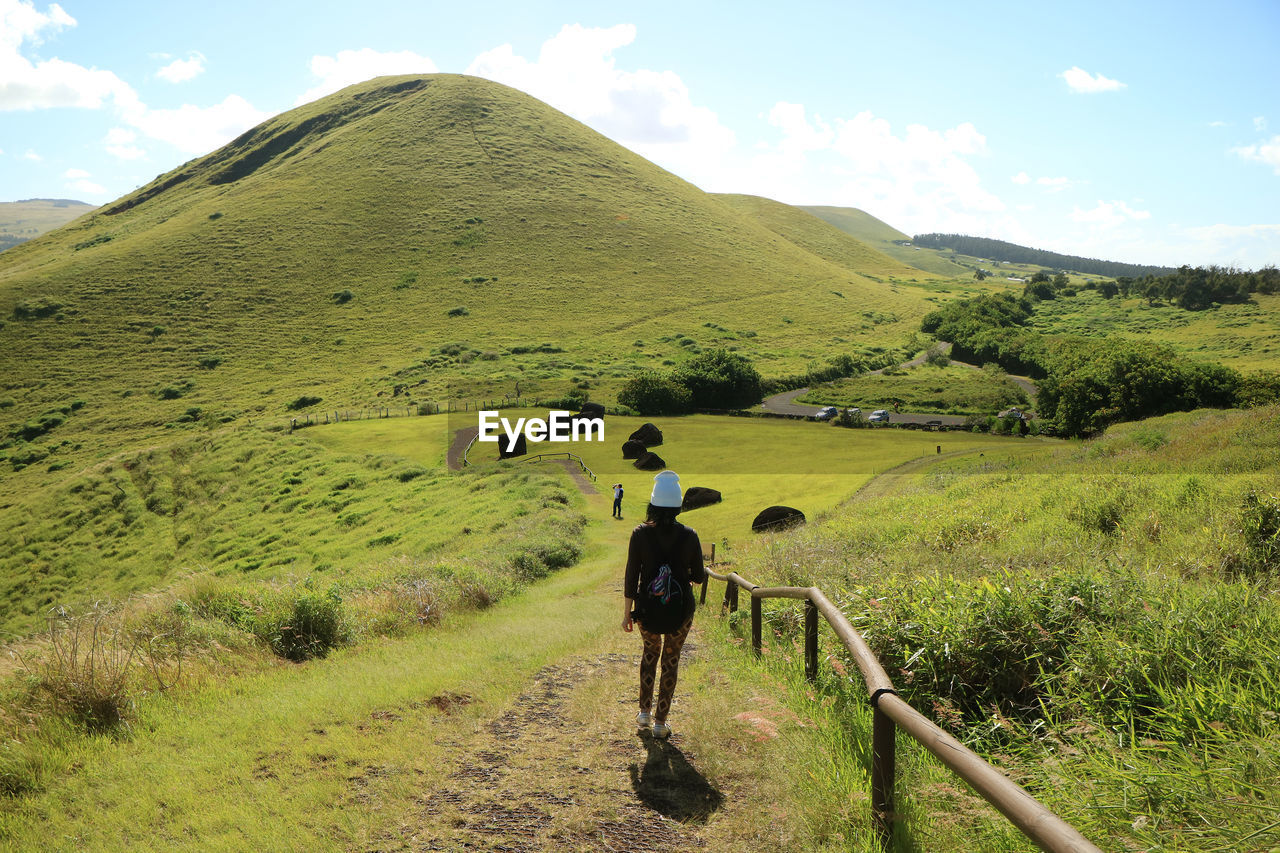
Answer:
[
  {"left": 519, "top": 452, "right": 598, "bottom": 482},
  {"left": 702, "top": 567, "right": 1101, "bottom": 853}
]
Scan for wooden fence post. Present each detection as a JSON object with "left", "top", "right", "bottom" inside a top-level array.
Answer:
[
  {"left": 804, "top": 598, "right": 818, "bottom": 682},
  {"left": 725, "top": 580, "right": 738, "bottom": 613},
  {"left": 872, "top": 703, "right": 897, "bottom": 849},
  {"left": 751, "top": 595, "right": 762, "bottom": 657}
]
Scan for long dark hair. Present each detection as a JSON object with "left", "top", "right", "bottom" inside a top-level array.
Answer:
[{"left": 646, "top": 503, "right": 681, "bottom": 528}]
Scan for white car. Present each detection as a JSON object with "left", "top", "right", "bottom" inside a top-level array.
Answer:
[
  {"left": 815, "top": 406, "right": 839, "bottom": 421},
  {"left": 868, "top": 409, "right": 889, "bottom": 423}
]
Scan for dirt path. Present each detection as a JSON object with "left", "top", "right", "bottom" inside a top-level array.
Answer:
[
  {"left": 447, "top": 426, "right": 480, "bottom": 471},
  {"left": 551, "top": 459, "right": 598, "bottom": 495},
  {"left": 397, "top": 650, "right": 714, "bottom": 851}
]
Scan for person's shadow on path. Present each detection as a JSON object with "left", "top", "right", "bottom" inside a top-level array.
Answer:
[{"left": 629, "top": 731, "right": 725, "bottom": 823}]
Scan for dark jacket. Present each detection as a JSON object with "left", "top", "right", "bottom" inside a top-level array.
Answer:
[{"left": 624, "top": 522, "right": 706, "bottom": 602}]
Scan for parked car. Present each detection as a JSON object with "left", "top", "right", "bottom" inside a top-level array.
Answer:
[
  {"left": 925, "top": 419, "right": 943, "bottom": 430},
  {"left": 845, "top": 407, "right": 861, "bottom": 418},
  {"left": 815, "top": 406, "right": 839, "bottom": 421},
  {"left": 998, "top": 407, "right": 1030, "bottom": 421},
  {"left": 868, "top": 409, "right": 889, "bottom": 423}
]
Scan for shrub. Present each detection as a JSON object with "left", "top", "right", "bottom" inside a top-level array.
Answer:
[
  {"left": 672, "top": 348, "right": 762, "bottom": 409},
  {"left": 447, "top": 306, "right": 469, "bottom": 317},
  {"left": 617, "top": 371, "right": 692, "bottom": 415},
  {"left": 257, "top": 587, "right": 349, "bottom": 661},
  {"left": 25, "top": 606, "right": 156, "bottom": 732},
  {"left": 331, "top": 289, "right": 354, "bottom": 304},
  {"left": 1233, "top": 490, "right": 1280, "bottom": 576},
  {"left": 287, "top": 395, "right": 322, "bottom": 411},
  {"left": 197, "top": 356, "right": 223, "bottom": 370},
  {"left": 158, "top": 385, "right": 185, "bottom": 400}
]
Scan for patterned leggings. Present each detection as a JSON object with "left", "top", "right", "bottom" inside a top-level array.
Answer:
[{"left": 638, "top": 618, "right": 693, "bottom": 723}]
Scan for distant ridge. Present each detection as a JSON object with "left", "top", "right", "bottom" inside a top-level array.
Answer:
[
  {"left": 11, "top": 198, "right": 91, "bottom": 206},
  {"left": 913, "top": 233, "right": 1175, "bottom": 278}
]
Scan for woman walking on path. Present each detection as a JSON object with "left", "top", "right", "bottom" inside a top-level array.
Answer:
[{"left": 622, "top": 471, "right": 705, "bottom": 739}]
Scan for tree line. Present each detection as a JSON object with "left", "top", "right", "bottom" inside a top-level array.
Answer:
[
  {"left": 913, "top": 233, "right": 1173, "bottom": 278},
  {"left": 921, "top": 294, "right": 1280, "bottom": 436}
]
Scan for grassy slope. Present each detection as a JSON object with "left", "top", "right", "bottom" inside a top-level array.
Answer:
[
  {"left": 0, "top": 74, "right": 930, "bottom": 486},
  {"left": 796, "top": 362, "right": 1029, "bottom": 415},
  {"left": 800, "top": 205, "right": 971, "bottom": 277},
  {"left": 1027, "top": 286, "right": 1280, "bottom": 372},
  {"left": 0, "top": 428, "right": 1048, "bottom": 852},
  {"left": 714, "top": 194, "right": 924, "bottom": 281},
  {"left": 0, "top": 416, "right": 584, "bottom": 635},
  {"left": 729, "top": 406, "right": 1280, "bottom": 850},
  {"left": 0, "top": 200, "right": 95, "bottom": 244}
]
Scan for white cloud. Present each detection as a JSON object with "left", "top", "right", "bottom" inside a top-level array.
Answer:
[
  {"left": 68, "top": 177, "right": 104, "bottom": 195},
  {"left": 63, "top": 166, "right": 88, "bottom": 178},
  {"left": 466, "top": 24, "right": 735, "bottom": 179},
  {"left": 0, "top": 0, "right": 74, "bottom": 49},
  {"left": 129, "top": 94, "right": 269, "bottom": 155},
  {"left": 1234, "top": 135, "right": 1280, "bottom": 175},
  {"left": 156, "top": 52, "right": 205, "bottom": 83},
  {"left": 1060, "top": 66, "right": 1126, "bottom": 94},
  {"left": 1012, "top": 171, "right": 1030, "bottom": 185},
  {"left": 1254, "top": 116, "right": 1268, "bottom": 132},
  {"left": 295, "top": 48, "right": 437, "bottom": 106},
  {"left": 1178, "top": 223, "right": 1280, "bottom": 268},
  {"left": 103, "top": 126, "right": 145, "bottom": 159},
  {"left": 0, "top": 0, "right": 141, "bottom": 113},
  {"left": 1036, "top": 176, "right": 1070, "bottom": 192},
  {"left": 1, "top": 3, "right": 261, "bottom": 158},
  {"left": 1070, "top": 199, "right": 1150, "bottom": 228},
  {"left": 1208, "top": 120, "right": 1228, "bottom": 128},
  {"left": 22, "top": 148, "right": 40, "bottom": 160}
]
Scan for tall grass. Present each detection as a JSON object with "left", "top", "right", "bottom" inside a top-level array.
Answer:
[{"left": 724, "top": 406, "right": 1280, "bottom": 850}]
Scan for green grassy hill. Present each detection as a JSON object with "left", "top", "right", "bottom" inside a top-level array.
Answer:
[
  {"left": 714, "top": 194, "right": 922, "bottom": 281},
  {"left": 801, "top": 205, "right": 972, "bottom": 277},
  {"left": 0, "top": 199, "right": 95, "bottom": 251},
  {"left": 0, "top": 74, "right": 930, "bottom": 481}
]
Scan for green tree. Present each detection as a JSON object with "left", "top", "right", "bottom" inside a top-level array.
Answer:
[
  {"left": 672, "top": 348, "right": 762, "bottom": 409},
  {"left": 617, "top": 371, "right": 692, "bottom": 415}
]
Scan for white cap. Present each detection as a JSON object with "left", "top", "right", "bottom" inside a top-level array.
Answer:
[{"left": 650, "top": 470, "right": 683, "bottom": 508}]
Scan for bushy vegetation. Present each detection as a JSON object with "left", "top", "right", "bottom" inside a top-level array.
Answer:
[
  {"left": 1117, "top": 264, "right": 1280, "bottom": 311},
  {"left": 922, "top": 293, "right": 1268, "bottom": 434},
  {"left": 617, "top": 348, "right": 761, "bottom": 413},
  {"left": 735, "top": 407, "right": 1280, "bottom": 849}
]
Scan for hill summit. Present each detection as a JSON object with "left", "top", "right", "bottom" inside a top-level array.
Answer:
[{"left": 0, "top": 74, "right": 927, "bottom": 463}]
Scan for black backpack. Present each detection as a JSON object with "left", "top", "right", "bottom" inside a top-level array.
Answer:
[{"left": 637, "top": 527, "right": 693, "bottom": 633}]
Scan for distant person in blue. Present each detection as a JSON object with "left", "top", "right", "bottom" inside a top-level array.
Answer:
[
  {"left": 622, "top": 471, "right": 705, "bottom": 739},
  {"left": 612, "top": 482, "right": 624, "bottom": 518}
]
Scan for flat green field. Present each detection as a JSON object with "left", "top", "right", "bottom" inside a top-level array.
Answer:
[{"left": 458, "top": 411, "right": 1050, "bottom": 546}]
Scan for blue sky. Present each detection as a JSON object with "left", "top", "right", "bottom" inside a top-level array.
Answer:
[{"left": 2, "top": 0, "right": 1277, "bottom": 267}]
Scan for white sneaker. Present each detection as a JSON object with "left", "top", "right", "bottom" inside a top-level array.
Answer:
[
  {"left": 636, "top": 710, "right": 652, "bottom": 729},
  {"left": 652, "top": 721, "right": 671, "bottom": 739}
]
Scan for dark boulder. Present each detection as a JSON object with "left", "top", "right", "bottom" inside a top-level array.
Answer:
[
  {"left": 633, "top": 451, "right": 666, "bottom": 471},
  {"left": 628, "top": 422, "right": 664, "bottom": 447},
  {"left": 681, "top": 487, "right": 721, "bottom": 511},
  {"left": 498, "top": 432, "right": 527, "bottom": 459},
  {"left": 622, "top": 439, "right": 647, "bottom": 459},
  {"left": 574, "top": 402, "right": 606, "bottom": 420},
  {"left": 751, "top": 505, "right": 805, "bottom": 532}
]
